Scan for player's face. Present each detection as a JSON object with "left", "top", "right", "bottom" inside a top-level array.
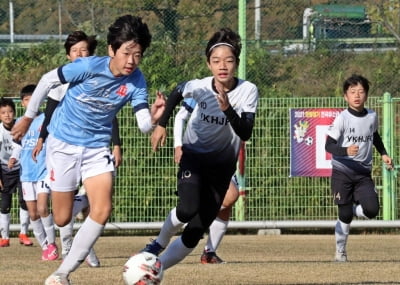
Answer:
[
  {"left": 207, "top": 46, "right": 237, "bottom": 89},
  {"left": 0, "top": 105, "right": 15, "bottom": 127},
  {"left": 21, "top": 95, "right": 31, "bottom": 108},
  {"left": 344, "top": 83, "right": 367, "bottom": 112},
  {"left": 108, "top": 41, "right": 142, "bottom": 77},
  {"left": 67, "top": 41, "right": 90, "bottom": 62}
]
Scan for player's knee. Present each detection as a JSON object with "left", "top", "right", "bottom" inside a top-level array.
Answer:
[
  {"left": 360, "top": 197, "right": 379, "bottom": 219},
  {"left": 338, "top": 204, "right": 353, "bottom": 224},
  {"left": 89, "top": 205, "right": 112, "bottom": 224},
  {"left": 54, "top": 217, "right": 71, "bottom": 227},
  {"left": 362, "top": 204, "right": 379, "bottom": 219},
  {"left": 36, "top": 205, "right": 48, "bottom": 217},
  {"left": 175, "top": 206, "right": 196, "bottom": 223}
]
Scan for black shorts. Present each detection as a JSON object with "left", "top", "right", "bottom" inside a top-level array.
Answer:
[
  {"left": 178, "top": 150, "right": 236, "bottom": 198},
  {"left": 0, "top": 169, "right": 21, "bottom": 194},
  {"left": 331, "top": 169, "right": 377, "bottom": 205}
]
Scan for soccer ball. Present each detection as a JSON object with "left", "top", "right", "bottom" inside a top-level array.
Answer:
[
  {"left": 304, "top": 136, "right": 313, "bottom": 146},
  {"left": 122, "top": 252, "right": 163, "bottom": 285}
]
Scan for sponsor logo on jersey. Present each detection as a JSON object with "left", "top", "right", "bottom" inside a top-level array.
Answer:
[{"left": 116, "top": 85, "right": 128, "bottom": 97}]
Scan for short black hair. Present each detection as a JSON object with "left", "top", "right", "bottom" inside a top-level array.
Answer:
[
  {"left": 64, "top": 30, "right": 98, "bottom": 56},
  {"left": 0, "top": 97, "right": 16, "bottom": 113},
  {"left": 107, "top": 15, "right": 152, "bottom": 55},
  {"left": 20, "top": 84, "right": 36, "bottom": 99},
  {"left": 343, "top": 74, "right": 370, "bottom": 95}
]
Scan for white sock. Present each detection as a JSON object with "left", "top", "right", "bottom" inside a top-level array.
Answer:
[
  {"left": 0, "top": 213, "right": 10, "bottom": 239},
  {"left": 335, "top": 220, "right": 350, "bottom": 253},
  {"left": 41, "top": 214, "right": 56, "bottom": 244},
  {"left": 157, "top": 208, "right": 184, "bottom": 248},
  {"left": 205, "top": 217, "right": 228, "bottom": 252},
  {"left": 59, "top": 218, "right": 75, "bottom": 256},
  {"left": 160, "top": 236, "right": 194, "bottom": 270},
  {"left": 57, "top": 216, "right": 103, "bottom": 275},
  {"left": 19, "top": 208, "right": 30, "bottom": 234},
  {"left": 31, "top": 218, "right": 47, "bottom": 249},
  {"left": 354, "top": 204, "right": 368, "bottom": 219}
]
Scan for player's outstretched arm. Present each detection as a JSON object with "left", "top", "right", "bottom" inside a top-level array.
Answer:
[{"left": 11, "top": 116, "right": 33, "bottom": 141}]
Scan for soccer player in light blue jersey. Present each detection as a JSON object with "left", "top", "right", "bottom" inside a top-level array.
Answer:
[
  {"left": 31, "top": 30, "right": 121, "bottom": 268},
  {"left": 325, "top": 74, "right": 393, "bottom": 262},
  {"left": 9, "top": 84, "right": 58, "bottom": 261},
  {"left": 142, "top": 28, "right": 258, "bottom": 271},
  {"left": 12, "top": 15, "right": 165, "bottom": 285}
]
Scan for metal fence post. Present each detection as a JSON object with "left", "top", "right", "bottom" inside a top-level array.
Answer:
[
  {"left": 381, "top": 92, "right": 395, "bottom": 220},
  {"left": 235, "top": 0, "right": 247, "bottom": 221}
]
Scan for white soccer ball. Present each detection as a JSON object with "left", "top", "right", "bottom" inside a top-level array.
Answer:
[
  {"left": 304, "top": 136, "right": 313, "bottom": 146},
  {"left": 122, "top": 252, "right": 163, "bottom": 285}
]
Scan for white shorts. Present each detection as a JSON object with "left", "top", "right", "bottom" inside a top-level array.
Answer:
[
  {"left": 22, "top": 179, "right": 50, "bottom": 201},
  {"left": 46, "top": 135, "right": 115, "bottom": 192},
  {"left": 231, "top": 174, "right": 239, "bottom": 190}
]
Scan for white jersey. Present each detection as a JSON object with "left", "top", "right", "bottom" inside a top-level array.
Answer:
[
  {"left": 47, "top": 83, "right": 68, "bottom": 101},
  {"left": 0, "top": 122, "right": 20, "bottom": 172},
  {"left": 182, "top": 77, "right": 258, "bottom": 158},
  {"left": 326, "top": 108, "right": 378, "bottom": 173}
]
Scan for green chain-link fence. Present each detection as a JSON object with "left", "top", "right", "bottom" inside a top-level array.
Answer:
[{"left": 8, "top": 96, "right": 400, "bottom": 228}]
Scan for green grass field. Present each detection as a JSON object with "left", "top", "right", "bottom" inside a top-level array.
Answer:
[{"left": 0, "top": 234, "right": 400, "bottom": 284}]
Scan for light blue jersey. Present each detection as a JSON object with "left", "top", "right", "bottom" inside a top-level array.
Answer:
[
  {"left": 20, "top": 113, "right": 47, "bottom": 182},
  {"left": 48, "top": 56, "right": 149, "bottom": 147}
]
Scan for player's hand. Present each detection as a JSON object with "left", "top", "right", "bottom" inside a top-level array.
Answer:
[
  {"left": 214, "top": 84, "right": 230, "bottom": 111},
  {"left": 382, "top": 154, "right": 394, "bottom": 170},
  {"left": 151, "top": 125, "right": 167, "bottom": 152},
  {"left": 11, "top": 116, "right": 33, "bottom": 141},
  {"left": 112, "top": 145, "right": 122, "bottom": 168},
  {"left": 151, "top": 91, "right": 166, "bottom": 125},
  {"left": 7, "top": 158, "right": 16, "bottom": 169},
  {"left": 174, "top": 146, "right": 183, "bottom": 164},
  {"left": 32, "top": 138, "right": 44, "bottom": 162},
  {"left": 346, "top": 145, "right": 359, "bottom": 156}
]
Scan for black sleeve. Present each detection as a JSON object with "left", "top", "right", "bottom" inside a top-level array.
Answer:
[
  {"left": 373, "top": 131, "right": 387, "bottom": 156},
  {"left": 158, "top": 83, "right": 185, "bottom": 128},
  {"left": 223, "top": 105, "right": 255, "bottom": 141},
  {"left": 111, "top": 117, "right": 122, "bottom": 146},
  {"left": 39, "top": 97, "right": 60, "bottom": 141},
  {"left": 325, "top": 135, "right": 348, "bottom": 156}
]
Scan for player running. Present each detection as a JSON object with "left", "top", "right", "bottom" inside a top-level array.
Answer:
[
  {"left": 325, "top": 74, "right": 393, "bottom": 262},
  {"left": 141, "top": 27, "right": 258, "bottom": 271},
  {"left": 12, "top": 15, "right": 165, "bottom": 285}
]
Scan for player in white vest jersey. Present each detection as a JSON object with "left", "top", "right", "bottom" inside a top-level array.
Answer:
[
  {"left": 326, "top": 74, "right": 393, "bottom": 262},
  {"left": 141, "top": 27, "right": 258, "bottom": 272}
]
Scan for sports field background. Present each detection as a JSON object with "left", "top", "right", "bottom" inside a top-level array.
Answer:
[
  {"left": 3, "top": 0, "right": 400, "bottom": 227},
  {"left": 0, "top": 234, "right": 400, "bottom": 284}
]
